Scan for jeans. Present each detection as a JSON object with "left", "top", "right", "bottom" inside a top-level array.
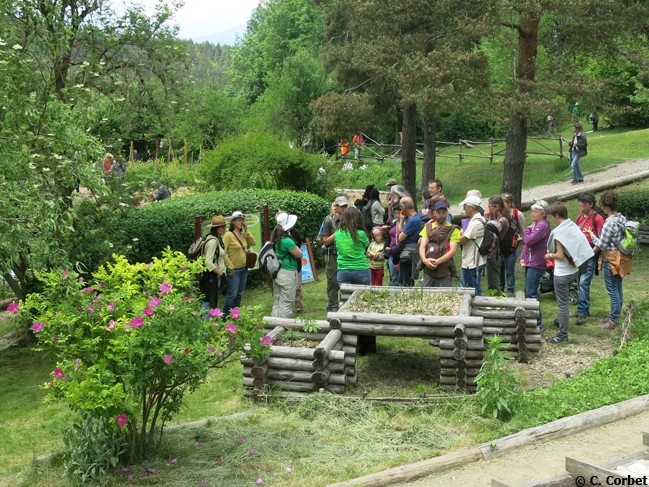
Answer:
[
  {"left": 602, "top": 259, "right": 624, "bottom": 323},
  {"left": 500, "top": 250, "right": 518, "bottom": 294},
  {"left": 571, "top": 150, "right": 584, "bottom": 181},
  {"left": 525, "top": 267, "right": 544, "bottom": 326},
  {"left": 388, "top": 256, "right": 400, "bottom": 286},
  {"left": 337, "top": 269, "right": 371, "bottom": 286},
  {"left": 272, "top": 269, "right": 298, "bottom": 319},
  {"left": 224, "top": 267, "right": 248, "bottom": 317},
  {"left": 577, "top": 255, "right": 597, "bottom": 317},
  {"left": 461, "top": 267, "right": 482, "bottom": 296},
  {"left": 554, "top": 272, "right": 577, "bottom": 338}
]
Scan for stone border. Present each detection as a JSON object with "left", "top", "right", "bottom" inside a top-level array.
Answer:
[{"left": 326, "top": 393, "right": 649, "bottom": 487}]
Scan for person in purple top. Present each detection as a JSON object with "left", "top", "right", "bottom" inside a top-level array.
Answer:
[{"left": 520, "top": 200, "right": 551, "bottom": 333}]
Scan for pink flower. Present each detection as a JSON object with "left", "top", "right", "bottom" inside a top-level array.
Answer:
[
  {"left": 31, "top": 322, "right": 44, "bottom": 333},
  {"left": 143, "top": 307, "right": 154, "bottom": 317},
  {"left": 147, "top": 467, "right": 156, "bottom": 474},
  {"left": 78, "top": 276, "right": 84, "bottom": 283},
  {"left": 207, "top": 345, "right": 215, "bottom": 353},
  {"left": 247, "top": 449, "right": 256, "bottom": 455},
  {"left": 127, "top": 476, "right": 133, "bottom": 482},
  {"left": 105, "top": 320, "right": 117, "bottom": 331},
  {"left": 260, "top": 335, "right": 272, "bottom": 346},
  {"left": 225, "top": 323, "right": 238, "bottom": 334},
  {"left": 87, "top": 305, "right": 95, "bottom": 313},
  {"left": 237, "top": 438, "right": 245, "bottom": 444},
  {"left": 199, "top": 482, "right": 208, "bottom": 487},
  {"left": 286, "top": 466, "right": 293, "bottom": 473},
  {"left": 129, "top": 316, "right": 144, "bottom": 328},
  {"left": 230, "top": 308, "right": 241, "bottom": 319},
  {"left": 163, "top": 354, "right": 173, "bottom": 365},
  {"left": 182, "top": 296, "right": 191, "bottom": 301},
  {"left": 148, "top": 297, "right": 161, "bottom": 308},
  {"left": 255, "top": 478, "right": 263, "bottom": 485},
  {"left": 167, "top": 304, "right": 175, "bottom": 311},
  {"left": 184, "top": 348, "right": 190, "bottom": 354},
  {"left": 170, "top": 458, "right": 177, "bottom": 465},
  {"left": 122, "top": 467, "right": 130, "bottom": 473},
  {"left": 116, "top": 413, "right": 128, "bottom": 428},
  {"left": 84, "top": 286, "right": 94, "bottom": 293},
  {"left": 159, "top": 281, "right": 173, "bottom": 295},
  {"left": 7, "top": 302, "right": 19, "bottom": 314},
  {"left": 209, "top": 308, "right": 224, "bottom": 318},
  {"left": 98, "top": 282, "right": 105, "bottom": 289},
  {"left": 53, "top": 368, "right": 64, "bottom": 379},
  {"left": 62, "top": 268, "right": 69, "bottom": 278},
  {"left": 107, "top": 301, "right": 115, "bottom": 312}
]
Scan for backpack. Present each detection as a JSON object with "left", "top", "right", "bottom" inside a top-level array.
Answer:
[
  {"left": 259, "top": 241, "right": 282, "bottom": 278},
  {"left": 425, "top": 222, "right": 458, "bottom": 278},
  {"left": 188, "top": 235, "right": 217, "bottom": 261},
  {"left": 615, "top": 220, "right": 640, "bottom": 256},
  {"left": 500, "top": 213, "right": 519, "bottom": 256},
  {"left": 478, "top": 220, "right": 501, "bottom": 256},
  {"left": 361, "top": 200, "right": 375, "bottom": 234}
]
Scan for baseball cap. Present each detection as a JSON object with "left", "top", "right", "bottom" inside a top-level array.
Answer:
[
  {"left": 334, "top": 196, "right": 348, "bottom": 206},
  {"left": 433, "top": 200, "right": 450, "bottom": 211},
  {"left": 230, "top": 211, "right": 245, "bottom": 220}
]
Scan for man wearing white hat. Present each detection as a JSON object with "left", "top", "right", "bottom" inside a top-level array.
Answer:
[
  {"left": 458, "top": 194, "right": 486, "bottom": 295},
  {"left": 270, "top": 212, "right": 303, "bottom": 318},
  {"left": 321, "top": 196, "right": 348, "bottom": 311}
]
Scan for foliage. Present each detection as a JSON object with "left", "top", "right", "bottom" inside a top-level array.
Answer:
[
  {"left": 475, "top": 336, "right": 519, "bottom": 421},
  {"left": 21, "top": 250, "right": 271, "bottom": 463},
  {"left": 200, "top": 133, "right": 327, "bottom": 195},
  {"left": 62, "top": 412, "right": 127, "bottom": 483},
  {"left": 618, "top": 190, "right": 649, "bottom": 221},
  {"left": 311, "top": 92, "right": 376, "bottom": 139},
  {"left": 122, "top": 189, "right": 329, "bottom": 264}
]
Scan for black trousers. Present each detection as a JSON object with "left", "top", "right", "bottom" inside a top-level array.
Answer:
[{"left": 200, "top": 272, "right": 220, "bottom": 309}]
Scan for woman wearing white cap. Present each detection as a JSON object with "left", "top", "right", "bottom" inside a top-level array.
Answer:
[
  {"left": 271, "top": 212, "right": 303, "bottom": 318},
  {"left": 223, "top": 211, "right": 257, "bottom": 317}
]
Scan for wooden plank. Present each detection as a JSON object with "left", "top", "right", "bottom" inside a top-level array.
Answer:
[
  {"left": 331, "top": 312, "right": 484, "bottom": 327},
  {"left": 472, "top": 296, "right": 539, "bottom": 309},
  {"left": 263, "top": 317, "right": 331, "bottom": 332},
  {"left": 472, "top": 309, "right": 538, "bottom": 319},
  {"left": 314, "top": 329, "right": 343, "bottom": 360},
  {"left": 339, "top": 322, "right": 483, "bottom": 338},
  {"left": 459, "top": 293, "right": 472, "bottom": 316},
  {"left": 565, "top": 457, "right": 626, "bottom": 480}
]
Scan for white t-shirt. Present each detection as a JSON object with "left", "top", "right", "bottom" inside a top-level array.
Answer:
[
  {"left": 553, "top": 239, "right": 578, "bottom": 277},
  {"left": 462, "top": 213, "right": 486, "bottom": 269}
]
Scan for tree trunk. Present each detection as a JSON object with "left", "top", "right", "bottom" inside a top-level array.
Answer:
[
  {"left": 422, "top": 113, "right": 437, "bottom": 192},
  {"left": 401, "top": 103, "right": 417, "bottom": 199},
  {"left": 2, "top": 273, "right": 23, "bottom": 300},
  {"left": 501, "top": 14, "right": 540, "bottom": 207}
]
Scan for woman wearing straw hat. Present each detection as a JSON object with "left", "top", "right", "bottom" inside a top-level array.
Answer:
[
  {"left": 223, "top": 211, "right": 257, "bottom": 317},
  {"left": 201, "top": 215, "right": 233, "bottom": 310},
  {"left": 271, "top": 212, "right": 303, "bottom": 318}
]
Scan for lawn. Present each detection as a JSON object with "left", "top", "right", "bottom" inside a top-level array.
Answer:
[{"left": 2, "top": 128, "right": 649, "bottom": 486}]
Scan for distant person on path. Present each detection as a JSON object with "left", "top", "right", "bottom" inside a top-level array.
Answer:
[
  {"left": 520, "top": 200, "right": 550, "bottom": 333},
  {"left": 500, "top": 193, "right": 525, "bottom": 297},
  {"left": 102, "top": 153, "right": 114, "bottom": 173},
  {"left": 200, "top": 215, "right": 232, "bottom": 310},
  {"left": 111, "top": 158, "right": 126, "bottom": 178},
  {"left": 419, "top": 200, "right": 460, "bottom": 288},
  {"left": 568, "top": 123, "right": 587, "bottom": 185},
  {"left": 590, "top": 191, "right": 632, "bottom": 330},
  {"left": 146, "top": 148, "right": 154, "bottom": 161},
  {"left": 572, "top": 102, "right": 581, "bottom": 120},
  {"left": 340, "top": 138, "right": 350, "bottom": 157},
  {"left": 385, "top": 204, "right": 402, "bottom": 286},
  {"left": 546, "top": 115, "right": 555, "bottom": 138},
  {"left": 150, "top": 181, "right": 171, "bottom": 201},
  {"left": 270, "top": 212, "right": 303, "bottom": 318},
  {"left": 589, "top": 111, "right": 599, "bottom": 131},
  {"left": 395, "top": 197, "right": 423, "bottom": 287},
  {"left": 353, "top": 133, "right": 365, "bottom": 160},
  {"left": 574, "top": 191, "right": 605, "bottom": 325},
  {"left": 459, "top": 195, "right": 486, "bottom": 295},
  {"left": 485, "top": 195, "right": 510, "bottom": 296},
  {"left": 223, "top": 211, "right": 257, "bottom": 317},
  {"left": 367, "top": 227, "right": 386, "bottom": 286},
  {"left": 132, "top": 149, "right": 140, "bottom": 162},
  {"left": 322, "top": 196, "right": 348, "bottom": 311},
  {"left": 545, "top": 202, "right": 594, "bottom": 344}
]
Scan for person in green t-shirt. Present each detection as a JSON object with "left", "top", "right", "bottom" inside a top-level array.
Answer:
[
  {"left": 334, "top": 207, "right": 370, "bottom": 285},
  {"left": 271, "top": 212, "right": 303, "bottom": 318}
]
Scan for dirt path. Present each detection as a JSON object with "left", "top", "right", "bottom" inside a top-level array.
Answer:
[{"left": 398, "top": 409, "right": 649, "bottom": 487}]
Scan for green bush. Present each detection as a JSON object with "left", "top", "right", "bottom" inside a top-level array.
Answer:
[
  {"left": 618, "top": 190, "right": 649, "bottom": 220},
  {"left": 200, "top": 133, "right": 327, "bottom": 196},
  {"left": 122, "top": 189, "right": 329, "bottom": 263}
]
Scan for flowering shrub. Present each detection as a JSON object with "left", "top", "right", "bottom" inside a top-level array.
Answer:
[{"left": 21, "top": 249, "right": 270, "bottom": 463}]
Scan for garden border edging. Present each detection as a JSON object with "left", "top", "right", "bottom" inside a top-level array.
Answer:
[{"left": 326, "top": 393, "right": 649, "bottom": 487}]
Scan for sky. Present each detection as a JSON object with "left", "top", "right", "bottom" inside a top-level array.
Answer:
[{"left": 138, "top": 0, "right": 259, "bottom": 45}]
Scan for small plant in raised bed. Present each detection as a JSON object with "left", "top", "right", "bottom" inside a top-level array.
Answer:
[
  {"left": 347, "top": 290, "right": 462, "bottom": 316},
  {"left": 301, "top": 319, "right": 321, "bottom": 334}
]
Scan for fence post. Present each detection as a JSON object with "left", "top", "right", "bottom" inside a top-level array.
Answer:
[
  {"left": 458, "top": 140, "right": 463, "bottom": 165},
  {"left": 489, "top": 139, "right": 494, "bottom": 164},
  {"left": 559, "top": 137, "right": 564, "bottom": 159}
]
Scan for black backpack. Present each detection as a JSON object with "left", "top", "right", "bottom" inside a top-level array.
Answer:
[
  {"left": 362, "top": 200, "right": 375, "bottom": 234},
  {"left": 478, "top": 220, "right": 500, "bottom": 256},
  {"left": 499, "top": 215, "right": 519, "bottom": 256},
  {"left": 187, "top": 235, "right": 217, "bottom": 261}
]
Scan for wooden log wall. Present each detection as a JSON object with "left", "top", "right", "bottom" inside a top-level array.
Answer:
[{"left": 243, "top": 321, "right": 348, "bottom": 400}]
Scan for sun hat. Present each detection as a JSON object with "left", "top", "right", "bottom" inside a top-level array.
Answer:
[
  {"left": 334, "top": 196, "right": 349, "bottom": 207},
  {"left": 276, "top": 212, "right": 298, "bottom": 231},
  {"left": 207, "top": 215, "right": 227, "bottom": 228},
  {"left": 230, "top": 211, "right": 245, "bottom": 220},
  {"left": 531, "top": 200, "right": 549, "bottom": 214},
  {"left": 458, "top": 195, "right": 483, "bottom": 208},
  {"left": 386, "top": 178, "right": 398, "bottom": 187}
]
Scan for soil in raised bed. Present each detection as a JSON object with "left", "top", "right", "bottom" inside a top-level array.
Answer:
[{"left": 345, "top": 290, "right": 463, "bottom": 316}]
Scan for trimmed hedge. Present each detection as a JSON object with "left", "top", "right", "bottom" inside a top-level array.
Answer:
[
  {"left": 123, "top": 189, "right": 329, "bottom": 263},
  {"left": 619, "top": 190, "right": 649, "bottom": 221}
]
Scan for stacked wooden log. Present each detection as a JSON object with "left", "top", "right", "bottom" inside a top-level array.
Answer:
[
  {"left": 241, "top": 318, "right": 349, "bottom": 400},
  {"left": 638, "top": 224, "right": 649, "bottom": 245}
]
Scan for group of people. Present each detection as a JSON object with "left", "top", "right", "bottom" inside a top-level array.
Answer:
[{"left": 310, "top": 178, "right": 632, "bottom": 346}]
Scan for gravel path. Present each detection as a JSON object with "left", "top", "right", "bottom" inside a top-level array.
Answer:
[{"left": 398, "top": 409, "right": 649, "bottom": 487}]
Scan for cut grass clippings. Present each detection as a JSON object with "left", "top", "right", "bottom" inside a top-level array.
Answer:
[{"left": 346, "top": 290, "right": 462, "bottom": 316}]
